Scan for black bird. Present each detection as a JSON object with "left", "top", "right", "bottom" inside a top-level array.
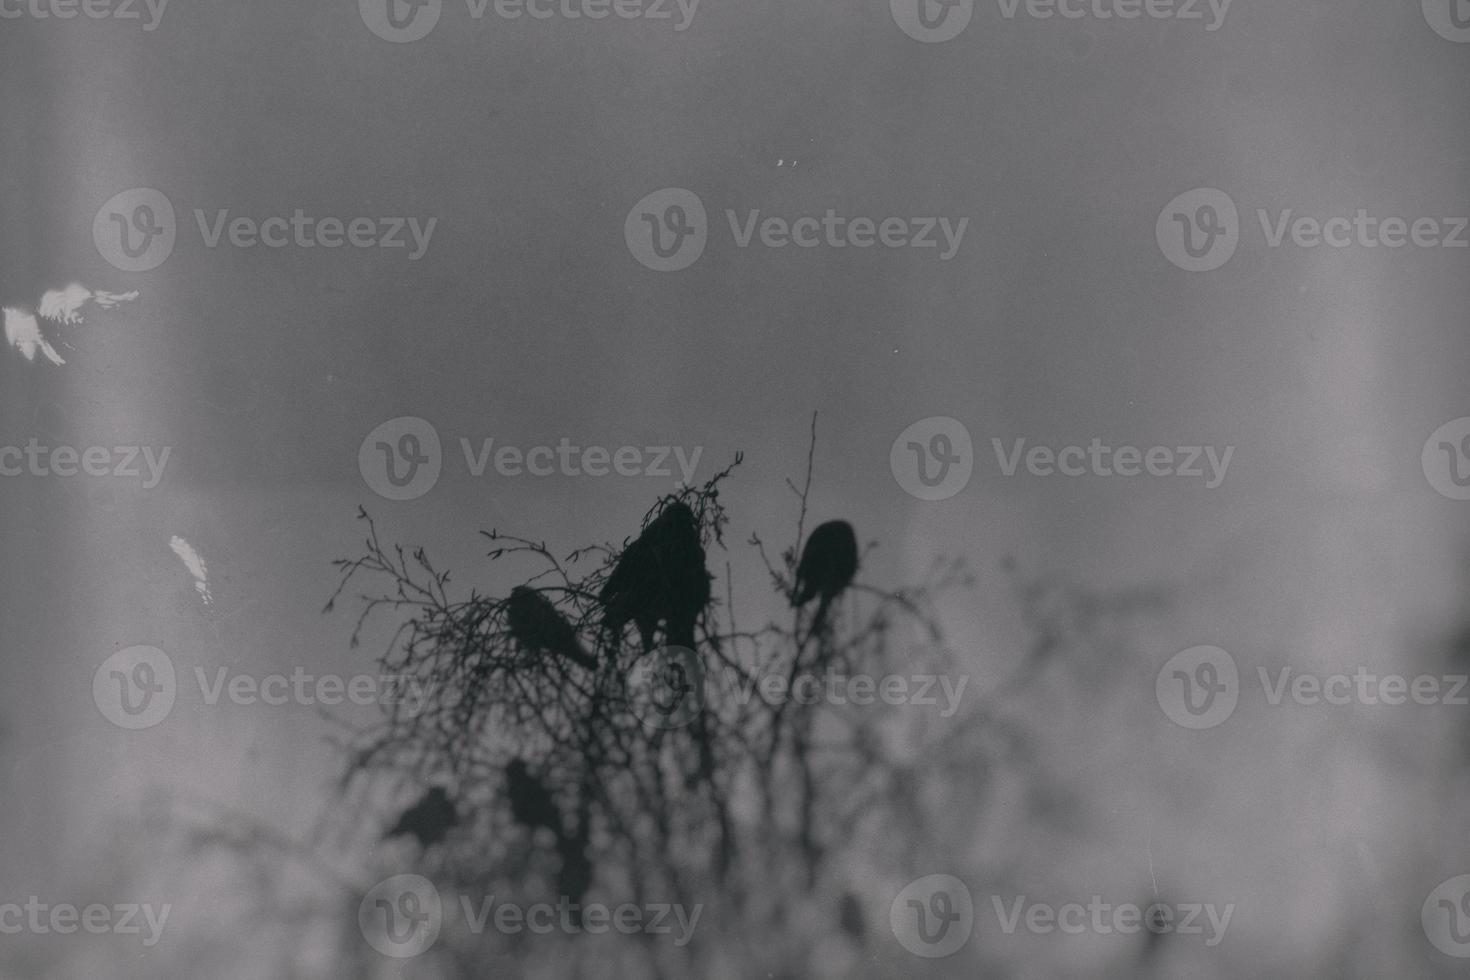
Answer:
[
  {"left": 600, "top": 501, "right": 711, "bottom": 651},
  {"left": 506, "top": 586, "right": 596, "bottom": 670},
  {"left": 792, "top": 520, "right": 859, "bottom": 624},
  {"left": 505, "top": 759, "right": 560, "bottom": 832},
  {"left": 383, "top": 786, "right": 458, "bottom": 849}
]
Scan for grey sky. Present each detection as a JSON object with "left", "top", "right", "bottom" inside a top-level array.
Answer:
[{"left": 1, "top": 0, "right": 1468, "bottom": 974}]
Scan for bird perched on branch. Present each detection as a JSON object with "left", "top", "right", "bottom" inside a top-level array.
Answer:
[
  {"left": 506, "top": 586, "right": 596, "bottom": 670},
  {"left": 600, "top": 501, "right": 711, "bottom": 651},
  {"left": 383, "top": 786, "right": 459, "bottom": 849},
  {"left": 792, "top": 520, "right": 858, "bottom": 627},
  {"left": 505, "top": 758, "right": 561, "bottom": 833}
]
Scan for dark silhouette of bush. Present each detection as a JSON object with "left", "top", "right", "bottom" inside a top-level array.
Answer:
[{"left": 318, "top": 427, "right": 1011, "bottom": 976}]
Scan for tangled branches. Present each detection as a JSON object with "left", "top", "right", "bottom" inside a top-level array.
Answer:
[{"left": 322, "top": 444, "right": 1017, "bottom": 975}]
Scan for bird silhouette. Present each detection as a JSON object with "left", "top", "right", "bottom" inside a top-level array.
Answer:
[
  {"left": 600, "top": 501, "right": 711, "bottom": 651},
  {"left": 506, "top": 586, "right": 596, "bottom": 670},
  {"left": 792, "top": 520, "right": 858, "bottom": 626},
  {"left": 383, "top": 786, "right": 459, "bottom": 849},
  {"left": 505, "top": 758, "right": 561, "bottom": 832}
]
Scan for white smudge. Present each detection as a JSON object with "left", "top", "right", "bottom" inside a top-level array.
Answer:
[
  {"left": 169, "top": 535, "right": 214, "bottom": 606},
  {"left": 4, "top": 307, "right": 67, "bottom": 365},
  {"left": 6, "top": 284, "right": 139, "bottom": 364},
  {"left": 39, "top": 284, "right": 137, "bottom": 323}
]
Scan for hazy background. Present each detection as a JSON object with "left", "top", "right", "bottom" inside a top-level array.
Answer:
[{"left": 1, "top": 0, "right": 1468, "bottom": 975}]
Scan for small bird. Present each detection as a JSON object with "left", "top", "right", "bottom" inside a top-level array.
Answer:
[
  {"left": 506, "top": 586, "right": 596, "bottom": 670},
  {"left": 600, "top": 501, "right": 711, "bottom": 651},
  {"left": 383, "top": 786, "right": 459, "bottom": 849},
  {"left": 792, "top": 520, "right": 859, "bottom": 625},
  {"left": 505, "top": 759, "right": 561, "bottom": 832}
]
